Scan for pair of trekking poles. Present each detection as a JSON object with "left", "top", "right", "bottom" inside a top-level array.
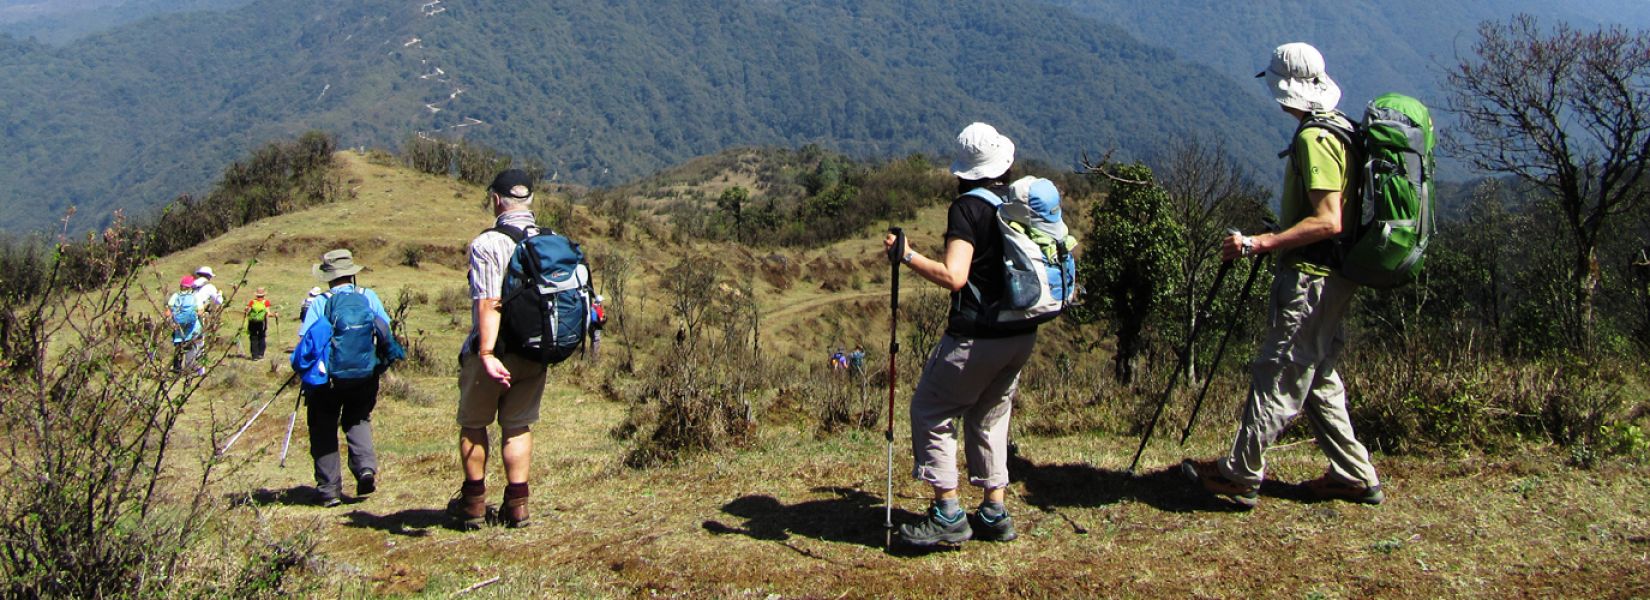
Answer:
[
  {"left": 219, "top": 371, "right": 305, "bottom": 467},
  {"left": 1126, "top": 227, "right": 1274, "bottom": 474}
]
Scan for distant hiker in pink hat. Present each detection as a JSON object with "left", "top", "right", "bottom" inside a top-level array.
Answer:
[{"left": 165, "top": 275, "right": 204, "bottom": 375}]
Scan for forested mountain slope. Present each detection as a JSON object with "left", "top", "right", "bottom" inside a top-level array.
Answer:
[
  {"left": 0, "top": 0, "right": 252, "bottom": 44},
  {"left": 1048, "top": 0, "right": 1650, "bottom": 111},
  {"left": 0, "top": 0, "right": 1281, "bottom": 234}
]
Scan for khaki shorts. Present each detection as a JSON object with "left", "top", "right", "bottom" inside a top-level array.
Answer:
[{"left": 457, "top": 352, "right": 549, "bottom": 429}]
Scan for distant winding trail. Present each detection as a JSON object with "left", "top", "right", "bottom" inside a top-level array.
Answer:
[{"left": 765, "top": 290, "right": 884, "bottom": 324}]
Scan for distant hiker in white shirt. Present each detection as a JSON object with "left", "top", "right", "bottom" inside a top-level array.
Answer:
[{"left": 192, "top": 266, "right": 225, "bottom": 312}]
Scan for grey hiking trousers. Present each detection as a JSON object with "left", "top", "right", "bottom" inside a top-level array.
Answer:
[
  {"left": 307, "top": 377, "right": 380, "bottom": 500},
  {"left": 1219, "top": 265, "right": 1380, "bottom": 488},
  {"left": 910, "top": 332, "right": 1037, "bottom": 490}
]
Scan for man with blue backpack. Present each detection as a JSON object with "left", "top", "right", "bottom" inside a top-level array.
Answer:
[
  {"left": 291, "top": 249, "right": 404, "bottom": 507},
  {"left": 448, "top": 169, "right": 592, "bottom": 529},
  {"left": 1182, "top": 43, "right": 1403, "bottom": 509},
  {"left": 881, "top": 122, "right": 1076, "bottom": 547}
]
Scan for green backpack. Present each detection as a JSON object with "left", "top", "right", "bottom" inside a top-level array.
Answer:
[{"left": 1300, "top": 94, "right": 1436, "bottom": 289}]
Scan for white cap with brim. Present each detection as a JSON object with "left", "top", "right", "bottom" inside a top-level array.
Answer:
[
  {"left": 950, "top": 122, "right": 1015, "bottom": 180},
  {"left": 1257, "top": 42, "right": 1341, "bottom": 112}
]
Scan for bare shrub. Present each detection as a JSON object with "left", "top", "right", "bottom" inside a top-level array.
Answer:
[
  {"left": 399, "top": 244, "right": 425, "bottom": 268},
  {"left": 0, "top": 257, "right": 229, "bottom": 597},
  {"left": 615, "top": 271, "right": 763, "bottom": 467}
]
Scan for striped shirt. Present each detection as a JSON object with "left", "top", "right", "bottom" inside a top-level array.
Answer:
[{"left": 465, "top": 210, "right": 537, "bottom": 351}]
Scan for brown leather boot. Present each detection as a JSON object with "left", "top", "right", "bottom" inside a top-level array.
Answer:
[
  {"left": 502, "top": 483, "right": 530, "bottom": 528},
  {"left": 445, "top": 480, "right": 486, "bottom": 530}
]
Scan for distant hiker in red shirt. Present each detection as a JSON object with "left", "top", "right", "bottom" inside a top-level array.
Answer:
[{"left": 244, "top": 287, "right": 276, "bottom": 360}]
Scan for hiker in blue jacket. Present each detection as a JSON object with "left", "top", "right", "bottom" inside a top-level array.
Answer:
[{"left": 292, "top": 249, "right": 402, "bottom": 507}]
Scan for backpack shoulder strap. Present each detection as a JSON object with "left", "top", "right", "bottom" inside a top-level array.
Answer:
[
  {"left": 1281, "top": 111, "right": 1355, "bottom": 159},
  {"left": 489, "top": 224, "right": 529, "bottom": 243},
  {"left": 962, "top": 187, "right": 1004, "bottom": 208}
]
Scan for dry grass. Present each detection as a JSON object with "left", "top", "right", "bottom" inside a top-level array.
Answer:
[{"left": 124, "top": 151, "right": 1650, "bottom": 598}]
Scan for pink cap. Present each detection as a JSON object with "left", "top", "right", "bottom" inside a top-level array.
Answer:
[{"left": 180, "top": 275, "right": 195, "bottom": 287}]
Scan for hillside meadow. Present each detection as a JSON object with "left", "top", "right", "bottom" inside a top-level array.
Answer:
[{"left": 63, "top": 151, "right": 1640, "bottom": 597}]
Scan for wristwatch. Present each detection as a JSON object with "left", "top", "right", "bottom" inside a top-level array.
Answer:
[
  {"left": 1239, "top": 236, "right": 1255, "bottom": 258},
  {"left": 901, "top": 250, "right": 916, "bottom": 264}
]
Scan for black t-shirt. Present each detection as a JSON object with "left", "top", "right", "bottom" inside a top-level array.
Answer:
[{"left": 943, "top": 185, "right": 1036, "bottom": 339}]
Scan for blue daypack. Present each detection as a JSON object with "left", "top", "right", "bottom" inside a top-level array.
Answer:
[
  {"left": 323, "top": 288, "right": 382, "bottom": 381},
  {"left": 492, "top": 224, "right": 591, "bottom": 365},
  {"left": 170, "top": 292, "right": 200, "bottom": 343},
  {"left": 962, "top": 177, "right": 1080, "bottom": 327}
]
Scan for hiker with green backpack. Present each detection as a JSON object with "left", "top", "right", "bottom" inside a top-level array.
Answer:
[{"left": 1183, "top": 42, "right": 1434, "bottom": 509}]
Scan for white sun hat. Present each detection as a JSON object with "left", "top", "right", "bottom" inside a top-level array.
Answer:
[
  {"left": 1256, "top": 42, "right": 1341, "bottom": 112},
  {"left": 194, "top": 265, "right": 215, "bottom": 278},
  {"left": 949, "top": 122, "right": 1015, "bottom": 180}
]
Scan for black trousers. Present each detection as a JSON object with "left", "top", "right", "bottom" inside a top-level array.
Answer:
[
  {"left": 305, "top": 377, "right": 379, "bottom": 499},
  {"left": 247, "top": 319, "right": 267, "bottom": 359}
]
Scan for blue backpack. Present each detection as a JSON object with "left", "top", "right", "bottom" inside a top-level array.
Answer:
[
  {"left": 170, "top": 292, "right": 200, "bottom": 342},
  {"left": 323, "top": 288, "right": 382, "bottom": 381},
  {"left": 962, "top": 177, "right": 1080, "bottom": 327},
  {"left": 493, "top": 224, "right": 591, "bottom": 365}
]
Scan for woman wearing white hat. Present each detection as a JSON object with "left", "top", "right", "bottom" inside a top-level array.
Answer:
[{"left": 881, "top": 122, "right": 1046, "bottom": 546}]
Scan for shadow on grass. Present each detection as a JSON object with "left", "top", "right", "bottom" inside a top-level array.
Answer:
[
  {"left": 703, "top": 486, "right": 955, "bottom": 556},
  {"left": 1008, "top": 453, "right": 1314, "bottom": 516},
  {"left": 232, "top": 486, "right": 323, "bottom": 507},
  {"left": 341, "top": 508, "right": 459, "bottom": 537}
]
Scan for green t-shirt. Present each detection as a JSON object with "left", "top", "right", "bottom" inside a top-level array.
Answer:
[{"left": 1280, "top": 115, "right": 1354, "bottom": 268}]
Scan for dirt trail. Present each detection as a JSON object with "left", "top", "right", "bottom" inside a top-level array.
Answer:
[{"left": 765, "top": 289, "right": 885, "bottom": 324}]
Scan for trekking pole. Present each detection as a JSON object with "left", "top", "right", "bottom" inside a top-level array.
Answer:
[
  {"left": 1179, "top": 252, "right": 1270, "bottom": 446},
  {"left": 1126, "top": 230, "right": 1240, "bottom": 474},
  {"left": 883, "top": 226, "right": 905, "bottom": 548},
  {"left": 278, "top": 388, "right": 304, "bottom": 467},
  {"left": 219, "top": 372, "right": 298, "bottom": 455}
]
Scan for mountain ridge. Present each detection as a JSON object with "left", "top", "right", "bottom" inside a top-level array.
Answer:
[{"left": 0, "top": 0, "right": 1281, "bottom": 234}]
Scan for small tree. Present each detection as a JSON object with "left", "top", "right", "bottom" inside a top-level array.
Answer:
[
  {"left": 1080, "top": 162, "right": 1185, "bottom": 384},
  {"left": 716, "top": 186, "right": 749, "bottom": 244},
  {"left": 1155, "top": 140, "right": 1269, "bottom": 381},
  {"left": 1448, "top": 15, "right": 1650, "bottom": 350}
]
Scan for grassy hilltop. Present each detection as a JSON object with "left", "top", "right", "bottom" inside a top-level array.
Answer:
[{"left": 38, "top": 151, "right": 1650, "bottom": 597}]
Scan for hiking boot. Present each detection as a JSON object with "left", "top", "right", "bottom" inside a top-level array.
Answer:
[
  {"left": 317, "top": 492, "right": 342, "bottom": 508},
  {"left": 970, "top": 503, "right": 1017, "bottom": 542},
  {"left": 1182, "top": 459, "right": 1259, "bottom": 509},
  {"left": 356, "top": 470, "right": 377, "bottom": 498},
  {"left": 446, "top": 482, "right": 487, "bottom": 530},
  {"left": 1302, "top": 474, "right": 1385, "bottom": 505},
  {"left": 501, "top": 483, "right": 530, "bottom": 529},
  {"left": 897, "top": 503, "right": 972, "bottom": 546}
]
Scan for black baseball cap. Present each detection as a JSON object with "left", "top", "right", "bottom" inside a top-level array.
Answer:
[{"left": 489, "top": 169, "right": 534, "bottom": 199}]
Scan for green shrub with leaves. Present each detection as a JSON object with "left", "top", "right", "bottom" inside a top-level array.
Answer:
[{"left": 1079, "top": 162, "right": 1185, "bottom": 384}]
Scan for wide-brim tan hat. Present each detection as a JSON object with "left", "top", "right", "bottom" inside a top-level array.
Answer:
[
  {"left": 1257, "top": 42, "right": 1341, "bottom": 112},
  {"left": 313, "top": 249, "right": 364, "bottom": 282},
  {"left": 949, "top": 122, "right": 1015, "bottom": 180}
]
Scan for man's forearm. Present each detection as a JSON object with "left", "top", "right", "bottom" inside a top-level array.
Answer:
[{"left": 475, "top": 298, "right": 502, "bottom": 354}]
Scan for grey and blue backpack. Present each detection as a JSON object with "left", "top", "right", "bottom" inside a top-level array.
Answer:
[
  {"left": 962, "top": 176, "right": 1080, "bottom": 326},
  {"left": 493, "top": 224, "right": 592, "bottom": 365}
]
